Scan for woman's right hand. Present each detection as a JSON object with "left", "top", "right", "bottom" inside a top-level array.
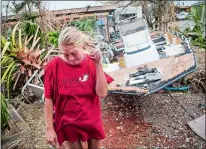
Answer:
[{"left": 46, "top": 129, "right": 59, "bottom": 147}]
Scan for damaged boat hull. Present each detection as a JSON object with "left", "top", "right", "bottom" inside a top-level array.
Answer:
[
  {"left": 107, "top": 52, "right": 197, "bottom": 96},
  {"left": 106, "top": 15, "right": 197, "bottom": 96}
]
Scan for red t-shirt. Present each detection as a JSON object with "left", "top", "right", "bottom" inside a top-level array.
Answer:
[{"left": 44, "top": 55, "right": 114, "bottom": 145}]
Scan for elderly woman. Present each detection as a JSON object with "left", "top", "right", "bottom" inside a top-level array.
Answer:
[{"left": 44, "top": 27, "right": 114, "bottom": 149}]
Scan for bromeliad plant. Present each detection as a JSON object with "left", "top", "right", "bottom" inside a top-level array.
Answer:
[
  {"left": 1, "top": 22, "right": 53, "bottom": 99},
  {"left": 1, "top": 22, "right": 55, "bottom": 131}
]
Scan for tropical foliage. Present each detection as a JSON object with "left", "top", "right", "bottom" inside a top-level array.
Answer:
[
  {"left": 184, "top": 4, "right": 206, "bottom": 49},
  {"left": 1, "top": 21, "right": 57, "bottom": 130},
  {"left": 1, "top": 94, "right": 9, "bottom": 130},
  {"left": 48, "top": 31, "right": 59, "bottom": 48},
  {"left": 22, "top": 20, "right": 45, "bottom": 48},
  {"left": 1, "top": 0, "right": 52, "bottom": 131},
  {"left": 190, "top": 5, "right": 204, "bottom": 32},
  {"left": 1, "top": 22, "right": 53, "bottom": 100},
  {"left": 70, "top": 16, "right": 96, "bottom": 32}
]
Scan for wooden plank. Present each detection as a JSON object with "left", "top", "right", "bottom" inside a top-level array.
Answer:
[
  {"left": 1, "top": 131, "right": 26, "bottom": 149},
  {"left": 107, "top": 53, "right": 195, "bottom": 91},
  {"left": 108, "top": 86, "right": 149, "bottom": 93},
  {"left": 188, "top": 114, "right": 205, "bottom": 140},
  {"left": 8, "top": 104, "right": 25, "bottom": 123},
  {"left": 1, "top": 132, "right": 21, "bottom": 145}
]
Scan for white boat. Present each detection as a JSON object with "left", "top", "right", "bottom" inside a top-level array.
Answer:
[{"left": 106, "top": 15, "right": 197, "bottom": 96}]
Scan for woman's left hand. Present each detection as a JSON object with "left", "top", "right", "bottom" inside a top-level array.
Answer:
[{"left": 89, "top": 50, "right": 103, "bottom": 64}]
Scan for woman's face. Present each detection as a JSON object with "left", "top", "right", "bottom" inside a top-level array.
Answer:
[{"left": 60, "top": 43, "right": 85, "bottom": 65}]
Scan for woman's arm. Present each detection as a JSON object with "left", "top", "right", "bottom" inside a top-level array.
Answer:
[
  {"left": 43, "top": 62, "right": 59, "bottom": 147},
  {"left": 95, "top": 63, "right": 108, "bottom": 98},
  {"left": 44, "top": 98, "right": 54, "bottom": 131},
  {"left": 89, "top": 50, "right": 108, "bottom": 98},
  {"left": 44, "top": 98, "right": 59, "bottom": 147}
]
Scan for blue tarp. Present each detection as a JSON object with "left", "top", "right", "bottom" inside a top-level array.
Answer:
[{"left": 97, "top": 18, "right": 105, "bottom": 26}]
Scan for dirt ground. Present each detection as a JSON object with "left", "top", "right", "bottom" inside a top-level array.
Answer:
[{"left": 2, "top": 47, "right": 205, "bottom": 149}]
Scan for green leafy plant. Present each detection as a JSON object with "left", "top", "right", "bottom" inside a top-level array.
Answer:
[
  {"left": 191, "top": 35, "right": 206, "bottom": 49},
  {"left": 1, "top": 22, "right": 53, "bottom": 100},
  {"left": 1, "top": 93, "right": 9, "bottom": 130},
  {"left": 70, "top": 16, "right": 96, "bottom": 32},
  {"left": 190, "top": 5, "right": 203, "bottom": 31},
  {"left": 48, "top": 31, "right": 59, "bottom": 48},
  {"left": 185, "top": 4, "right": 206, "bottom": 49},
  {"left": 22, "top": 20, "right": 45, "bottom": 48}
]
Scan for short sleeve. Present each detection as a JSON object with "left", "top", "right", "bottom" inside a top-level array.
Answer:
[
  {"left": 104, "top": 72, "right": 114, "bottom": 84},
  {"left": 43, "top": 63, "right": 54, "bottom": 99}
]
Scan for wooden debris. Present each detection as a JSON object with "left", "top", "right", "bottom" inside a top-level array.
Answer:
[
  {"left": 8, "top": 104, "right": 25, "bottom": 123},
  {"left": 108, "top": 86, "right": 149, "bottom": 93}
]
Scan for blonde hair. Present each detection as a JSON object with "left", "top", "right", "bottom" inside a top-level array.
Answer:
[{"left": 58, "top": 27, "right": 95, "bottom": 52}]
